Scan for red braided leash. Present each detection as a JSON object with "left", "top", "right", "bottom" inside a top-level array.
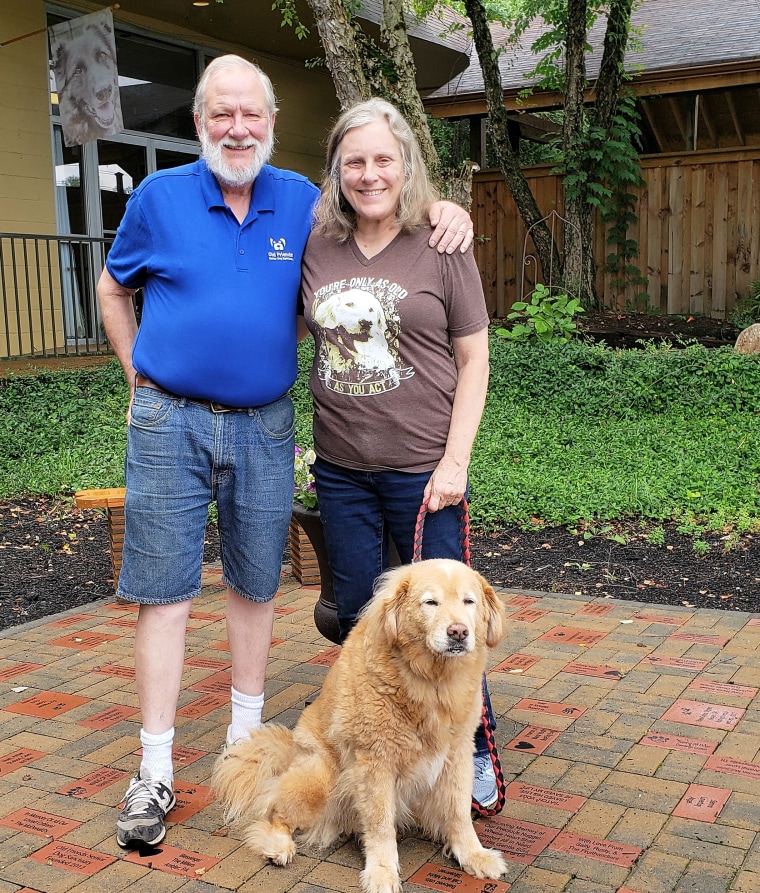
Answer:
[{"left": 413, "top": 498, "right": 505, "bottom": 817}]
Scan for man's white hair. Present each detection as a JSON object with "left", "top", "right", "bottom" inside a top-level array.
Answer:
[{"left": 193, "top": 54, "right": 278, "bottom": 126}]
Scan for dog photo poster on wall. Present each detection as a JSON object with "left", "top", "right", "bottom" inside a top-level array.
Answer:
[{"left": 49, "top": 9, "right": 124, "bottom": 147}]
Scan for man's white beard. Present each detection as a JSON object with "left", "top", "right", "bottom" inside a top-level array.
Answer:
[{"left": 200, "top": 127, "right": 274, "bottom": 187}]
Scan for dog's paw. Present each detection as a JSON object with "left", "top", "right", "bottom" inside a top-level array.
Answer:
[
  {"left": 459, "top": 846, "right": 508, "bottom": 880},
  {"left": 243, "top": 820, "right": 296, "bottom": 865},
  {"left": 360, "top": 863, "right": 402, "bottom": 893}
]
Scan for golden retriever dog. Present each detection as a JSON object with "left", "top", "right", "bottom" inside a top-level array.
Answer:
[{"left": 213, "top": 559, "right": 508, "bottom": 893}]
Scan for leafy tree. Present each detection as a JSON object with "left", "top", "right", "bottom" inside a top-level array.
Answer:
[
  {"left": 460, "top": 0, "right": 561, "bottom": 283},
  {"left": 504, "top": 0, "right": 640, "bottom": 303},
  {"left": 289, "top": 0, "right": 444, "bottom": 184},
  {"left": 275, "top": 0, "right": 641, "bottom": 298}
]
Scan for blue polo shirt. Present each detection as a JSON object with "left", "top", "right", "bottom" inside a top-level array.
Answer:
[{"left": 106, "top": 159, "right": 318, "bottom": 406}]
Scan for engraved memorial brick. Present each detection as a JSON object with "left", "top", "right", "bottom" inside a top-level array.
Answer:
[
  {"left": 539, "top": 626, "right": 607, "bottom": 646},
  {"left": 57, "top": 767, "right": 128, "bottom": 798},
  {"left": 408, "top": 862, "right": 511, "bottom": 892},
  {"left": 494, "top": 654, "right": 541, "bottom": 674},
  {"left": 0, "top": 662, "right": 42, "bottom": 682},
  {"left": 475, "top": 814, "right": 559, "bottom": 863},
  {"left": 673, "top": 784, "right": 731, "bottom": 822},
  {"left": 638, "top": 732, "right": 718, "bottom": 755},
  {"left": 563, "top": 662, "right": 624, "bottom": 679},
  {"left": 189, "top": 670, "right": 232, "bottom": 695},
  {"left": 513, "top": 699, "right": 586, "bottom": 720},
  {"left": 0, "top": 807, "right": 80, "bottom": 838},
  {"left": 703, "top": 755, "right": 760, "bottom": 780},
  {"left": 661, "top": 699, "right": 744, "bottom": 730},
  {"left": 688, "top": 679, "right": 758, "bottom": 698},
  {"left": 576, "top": 603, "right": 613, "bottom": 617},
  {"left": 642, "top": 656, "right": 709, "bottom": 671},
  {"left": 309, "top": 646, "right": 341, "bottom": 667},
  {"left": 510, "top": 607, "right": 549, "bottom": 623},
  {"left": 78, "top": 704, "right": 138, "bottom": 730},
  {"left": 504, "top": 782, "right": 586, "bottom": 812},
  {"left": 668, "top": 632, "right": 731, "bottom": 646},
  {"left": 123, "top": 842, "right": 220, "bottom": 877},
  {"left": 47, "top": 632, "right": 119, "bottom": 649},
  {"left": 29, "top": 842, "right": 116, "bottom": 876},
  {"left": 0, "top": 748, "right": 45, "bottom": 777},
  {"left": 5, "top": 691, "right": 89, "bottom": 718},
  {"left": 505, "top": 726, "right": 562, "bottom": 755},
  {"left": 549, "top": 831, "right": 641, "bottom": 867},
  {"left": 504, "top": 594, "right": 539, "bottom": 608},
  {"left": 176, "top": 693, "right": 228, "bottom": 719}
]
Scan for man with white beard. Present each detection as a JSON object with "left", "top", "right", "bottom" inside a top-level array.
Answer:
[{"left": 96, "top": 54, "right": 473, "bottom": 850}]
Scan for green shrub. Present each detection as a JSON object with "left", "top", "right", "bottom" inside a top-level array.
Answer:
[
  {"left": 0, "top": 361, "right": 128, "bottom": 494},
  {"left": 731, "top": 280, "right": 760, "bottom": 329},
  {"left": 3, "top": 336, "right": 760, "bottom": 538},
  {"left": 496, "top": 284, "right": 585, "bottom": 343},
  {"left": 469, "top": 336, "right": 760, "bottom": 531},
  {"left": 292, "top": 337, "right": 314, "bottom": 448}
]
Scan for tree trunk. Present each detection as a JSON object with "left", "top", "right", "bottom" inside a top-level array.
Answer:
[
  {"left": 379, "top": 0, "right": 443, "bottom": 185},
  {"left": 303, "top": 0, "right": 370, "bottom": 108},
  {"left": 588, "top": 0, "right": 636, "bottom": 305},
  {"left": 562, "top": 0, "right": 594, "bottom": 302},
  {"left": 463, "top": 0, "right": 561, "bottom": 285},
  {"left": 594, "top": 0, "right": 634, "bottom": 132}
]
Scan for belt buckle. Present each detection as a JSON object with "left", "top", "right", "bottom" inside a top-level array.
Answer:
[{"left": 208, "top": 400, "right": 232, "bottom": 413}]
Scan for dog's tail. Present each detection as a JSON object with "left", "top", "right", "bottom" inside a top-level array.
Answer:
[{"left": 212, "top": 723, "right": 295, "bottom": 825}]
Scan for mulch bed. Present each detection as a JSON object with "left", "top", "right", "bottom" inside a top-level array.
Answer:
[
  {"left": 577, "top": 311, "right": 739, "bottom": 349},
  {"left": 2, "top": 497, "right": 758, "bottom": 632},
  {"left": 468, "top": 523, "right": 759, "bottom": 613}
]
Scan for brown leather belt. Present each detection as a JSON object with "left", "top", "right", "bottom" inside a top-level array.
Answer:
[{"left": 134, "top": 373, "right": 251, "bottom": 413}]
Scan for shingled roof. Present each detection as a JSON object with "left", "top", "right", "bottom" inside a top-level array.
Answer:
[
  {"left": 430, "top": 0, "right": 760, "bottom": 100},
  {"left": 425, "top": 0, "right": 760, "bottom": 153}
]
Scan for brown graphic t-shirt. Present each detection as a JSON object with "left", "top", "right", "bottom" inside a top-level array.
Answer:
[{"left": 300, "top": 227, "right": 489, "bottom": 473}]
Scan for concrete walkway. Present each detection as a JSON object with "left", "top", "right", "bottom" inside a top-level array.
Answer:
[{"left": 1, "top": 565, "right": 759, "bottom": 893}]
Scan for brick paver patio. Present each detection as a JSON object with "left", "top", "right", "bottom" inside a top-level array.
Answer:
[{"left": 2, "top": 564, "right": 760, "bottom": 892}]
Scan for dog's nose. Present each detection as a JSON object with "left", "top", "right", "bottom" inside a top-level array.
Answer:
[{"left": 447, "top": 623, "right": 469, "bottom": 642}]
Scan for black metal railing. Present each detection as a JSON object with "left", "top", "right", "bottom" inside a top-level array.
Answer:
[{"left": 0, "top": 232, "right": 114, "bottom": 360}]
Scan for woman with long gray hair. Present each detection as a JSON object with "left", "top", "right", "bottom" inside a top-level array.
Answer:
[{"left": 300, "top": 97, "right": 498, "bottom": 810}]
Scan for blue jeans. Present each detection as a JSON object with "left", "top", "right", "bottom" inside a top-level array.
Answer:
[
  {"left": 118, "top": 388, "right": 295, "bottom": 605},
  {"left": 313, "top": 457, "right": 495, "bottom": 755}
]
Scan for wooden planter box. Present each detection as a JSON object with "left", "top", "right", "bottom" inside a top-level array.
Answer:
[
  {"left": 289, "top": 515, "right": 321, "bottom": 586},
  {"left": 74, "top": 487, "right": 126, "bottom": 587}
]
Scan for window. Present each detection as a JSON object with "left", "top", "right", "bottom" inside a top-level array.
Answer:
[
  {"left": 48, "top": 10, "right": 200, "bottom": 140},
  {"left": 112, "top": 32, "right": 197, "bottom": 140},
  {"left": 47, "top": 8, "right": 203, "bottom": 240}
]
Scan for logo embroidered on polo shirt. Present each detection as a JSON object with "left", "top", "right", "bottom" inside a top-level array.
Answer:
[{"left": 268, "top": 237, "right": 294, "bottom": 261}]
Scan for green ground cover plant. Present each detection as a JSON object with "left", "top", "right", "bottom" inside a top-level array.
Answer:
[{"left": 2, "top": 333, "right": 759, "bottom": 538}]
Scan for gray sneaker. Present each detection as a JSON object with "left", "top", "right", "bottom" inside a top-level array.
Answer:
[
  {"left": 116, "top": 770, "right": 176, "bottom": 848},
  {"left": 472, "top": 751, "right": 498, "bottom": 809}
]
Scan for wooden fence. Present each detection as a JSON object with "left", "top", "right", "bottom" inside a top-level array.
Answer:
[{"left": 471, "top": 147, "right": 760, "bottom": 320}]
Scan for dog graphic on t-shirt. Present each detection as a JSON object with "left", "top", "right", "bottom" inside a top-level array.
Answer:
[
  {"left": 313, "top": 289, "right": 398, "bottom": 375},
  {"left": 312, "top": 287, "right": 415, "bottom": 394}
]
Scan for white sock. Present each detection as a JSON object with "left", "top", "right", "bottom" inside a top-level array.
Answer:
[
  {"left": 227, "top": 687, "right": 265, "bottom": 746},
  {"left": 139, "top": 727, "right": 174, "bottom": 783}
]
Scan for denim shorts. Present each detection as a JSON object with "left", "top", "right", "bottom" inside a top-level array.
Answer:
[{"left": 117, "top": 388, "right": 295, "bottom": 605}]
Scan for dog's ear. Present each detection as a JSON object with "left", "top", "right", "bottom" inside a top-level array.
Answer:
[
  {"left": 51, "top": 42, "right": 67, "bottom": 88},
  {"left": 369, "top": 565, "right": 412, "bottom": 645},
  {"left": 313, "top": 295, "right": 339, "bottom": 328},
  {"left": 478, "top": 574, "right": 506, "bottom": 647}
]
